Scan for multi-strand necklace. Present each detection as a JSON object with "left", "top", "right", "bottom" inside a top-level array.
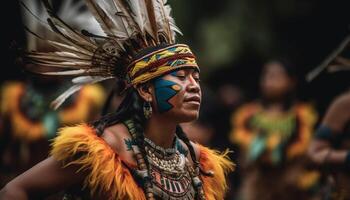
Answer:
[
  {"left": 144, "top": 137, "right": 196, "bottom": 199},
  {"left": 123, "top": 119, "right": 205, "bottom": 200}
]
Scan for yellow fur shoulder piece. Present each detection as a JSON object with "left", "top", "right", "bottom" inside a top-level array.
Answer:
[
  {"left": 1, "top": 81, "right": 24, "bottom": 115},
  {"left": 287, "top": 103, "right": 318, "bottom": 159},
  {"left": 229, "top": 102, "right": 261, "bottom": 148},
  {"left": 295, "top": 103, "right": 318, "bottom": 126},
  {"left": 198, "top": 145, "right": 235, "bottom": 200},
  {"left": 51, "top": 124, "right": 146, "bottom": 200},
  {"left": 1, "top": 81, "right": 45, "bottom": 141}
]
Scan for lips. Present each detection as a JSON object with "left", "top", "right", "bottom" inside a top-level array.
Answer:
[{"left": 184, "top": 96, "right": 201, "bottom": 103}]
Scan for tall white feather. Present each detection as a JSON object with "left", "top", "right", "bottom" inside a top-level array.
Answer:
[{"left": 51, "top": 76, "right": 113, "bottom": 109}]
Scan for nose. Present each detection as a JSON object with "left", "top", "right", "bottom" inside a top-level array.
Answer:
[{"left": 186, "top": 76, "right": 200, "bottom": 93}]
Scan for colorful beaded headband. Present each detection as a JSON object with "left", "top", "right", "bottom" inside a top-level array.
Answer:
[{"left": 128, "top": 44, "right": 199, "bottom": 86}]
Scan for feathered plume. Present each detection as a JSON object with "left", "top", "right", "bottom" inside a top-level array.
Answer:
[{"left": 22, "top": 0, "right": 182, "bottom": 109}]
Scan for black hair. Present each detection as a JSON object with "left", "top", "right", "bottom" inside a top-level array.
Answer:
[
  {"left": 260, "top": 57, "right": 298, "bottom": 111},
  {"left": 268, "top": 57, "right": 297, "bottom": 78},
  {"left": 92, "top": 88, "right": 145, "bottom": 135}
]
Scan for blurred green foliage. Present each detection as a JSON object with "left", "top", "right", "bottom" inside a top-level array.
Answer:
[{"left": 169, "top": 0, "right": 337, "bottom": 76}]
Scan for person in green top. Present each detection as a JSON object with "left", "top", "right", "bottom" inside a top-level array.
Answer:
[{"left": 229, "top": 58, "right": 319, "bottom": 200}]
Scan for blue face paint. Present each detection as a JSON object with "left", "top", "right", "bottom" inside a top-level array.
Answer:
[
  {"left": 153, "top": 72, "right": 182, "bottom": 113},
  {"left": 169, "top": 71, "right": 178, "bottom": 76}
]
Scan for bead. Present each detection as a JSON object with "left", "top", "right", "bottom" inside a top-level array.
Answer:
[
  {"left": 146, "top": 192, "right": 154, "bottom": 198},
  {"left": 193, "top": 177, "right": 203, "bottom": 187},
  {"left": 141, "top": 164, "right": 148, "bottom": 169},
  {"left": 136, "top": 154, "right": 143, "bottom": 159}
]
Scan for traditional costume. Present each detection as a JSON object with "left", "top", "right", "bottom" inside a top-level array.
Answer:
[
  {"left": 22, "top": 0, "right": 235, "bottom": 199},
  {"left": 230, "top": 101, "right": 319, "bottom": 200}
]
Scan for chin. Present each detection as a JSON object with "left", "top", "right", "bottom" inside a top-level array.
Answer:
[
  {"left": 163, "top": 106, "right": 200, "bottom": 123},
  {"left": 177, "top": 110, "right": 199, "bottom": 123}
]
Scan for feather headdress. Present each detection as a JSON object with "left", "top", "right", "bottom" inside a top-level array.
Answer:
[
  {"left": 21, "top": 0, "right": 104, "bottom": 51},
  {"left": 22, "top": 0, "right": 198, "bottom": 109},
  {"left": 307, "top": 35, "right": 350, "bottom": 82}
]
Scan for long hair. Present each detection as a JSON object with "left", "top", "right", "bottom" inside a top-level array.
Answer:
[{"left": 92, "top": 88, "right": 145, "bottom": 135}]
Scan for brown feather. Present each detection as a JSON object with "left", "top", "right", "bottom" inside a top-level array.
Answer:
[{"left": 145, "top": 0, "right": 159, "bottom": 44}]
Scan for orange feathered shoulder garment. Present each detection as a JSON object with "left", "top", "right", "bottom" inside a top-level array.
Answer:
[{"left": 51, "top": 124, "right": 234, "bottom": 200}]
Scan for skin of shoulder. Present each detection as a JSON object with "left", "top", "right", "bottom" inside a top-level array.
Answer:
[
  {"left": 101, "top": 123, "right": 137, "bottom": 167},
  {"left": 322, "top": 92, "right": 350, "bottom": 133},
  {"left": 307, "top": 92, "right": 350, "bottom": 165}
]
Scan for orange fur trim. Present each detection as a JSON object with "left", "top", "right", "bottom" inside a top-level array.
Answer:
[
  {"left": 51, "top": 124, "right": 235, "bottom": 199},
  {"left": 286, "top": 103, "right": 318, "bottom": 159},
  {"left": 199, "top": 145, "right": 235, "bottom": 200},
  {"left": 229, "top": 103, "right": 260, "bottom": 149},
  {"left": 50, "top": 124, "right": 146, "bottom": 200},
  {"left": 230, "top": 102, "right": 318, "bottom": 160}
]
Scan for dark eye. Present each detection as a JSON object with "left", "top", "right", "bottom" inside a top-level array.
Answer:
[
  {"left": 175, "top": 74, "right": 186, "bottom": 80},
  {"left": 193, "top": 72, "right": 200, "bottom": 82},
  {"left": 175, "top": 71, "right": 186, "bottom": 79},
  {"left": 171, "top": 70, "right": 186, "bottom": 80},
  {"left": 194, "top": 77, "right": 201, "bottom": 82}
]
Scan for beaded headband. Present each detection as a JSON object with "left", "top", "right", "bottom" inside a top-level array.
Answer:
[{"left": 128, "top": 44, "right": 199, "bottom": 86}]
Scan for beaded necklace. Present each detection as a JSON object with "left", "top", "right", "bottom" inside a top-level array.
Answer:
[{"left": 123, "top": 119, "right": 205, "bottom": 200}]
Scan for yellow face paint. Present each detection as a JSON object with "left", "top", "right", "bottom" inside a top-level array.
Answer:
[{"left": 172, "top": 85, "right": 181, "bottom": 91}]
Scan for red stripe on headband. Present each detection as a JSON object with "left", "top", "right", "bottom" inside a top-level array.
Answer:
[{"left": 130, "top": 53, "right": 196, "bottom": 80}]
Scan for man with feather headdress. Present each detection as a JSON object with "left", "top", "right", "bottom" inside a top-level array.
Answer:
[{"left": 0, "top": 0, "right": 234, "bottom": 199}]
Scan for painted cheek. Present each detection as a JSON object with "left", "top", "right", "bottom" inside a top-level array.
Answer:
[{"left": 153, "top": 77, "right": 182, "bottom": 113}]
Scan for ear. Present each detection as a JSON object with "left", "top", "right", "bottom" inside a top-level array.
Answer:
[{"left": 136, "top": 83, "right": 153, "bottom": 102}]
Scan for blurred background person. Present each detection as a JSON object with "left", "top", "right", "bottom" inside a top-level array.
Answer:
[
  {"left": 0, "top": 0, "right": 106, "bottom": 187},
  {"left": 229, "top": 59, "right": 320, "bottom": 200}
]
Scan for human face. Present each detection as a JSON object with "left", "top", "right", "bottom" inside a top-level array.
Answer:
[
  {"left": 260, "top": 61, "right": 294, "bottom": 99},
  {"left": 151, "top": 68, "right": 201, "bottom": 123}
]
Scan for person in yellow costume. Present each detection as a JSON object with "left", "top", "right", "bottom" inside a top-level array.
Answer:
[
  {"left": 229, "top": 59, "right": 319, "bottom": 200},
  {"left": 0, "top": 0, "right": 106, "bottom": 187},
  {"left": 0, "top": 0, "right": 234, "bottom": 199}
]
